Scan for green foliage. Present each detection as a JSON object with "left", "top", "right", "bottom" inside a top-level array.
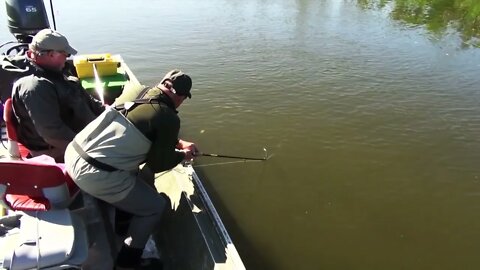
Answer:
[{"left": 358, "top": 0, "right": 480, "bottom": 47}]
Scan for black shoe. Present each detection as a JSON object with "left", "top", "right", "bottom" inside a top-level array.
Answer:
[
  {"left": 114, "top": 258, "right": 163, "bottom": 270},
  {"left": 140, "top": 258, "right": 163, "bottom": 270},
  {"left": 116, "top": 245, "right": 143, "bottom": 269}
]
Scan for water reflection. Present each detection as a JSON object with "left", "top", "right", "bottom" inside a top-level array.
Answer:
[{"left": 358, "top": 0, "right": 480, "bottom": 48}]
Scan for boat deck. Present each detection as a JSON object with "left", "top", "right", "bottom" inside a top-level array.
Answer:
[{"left": 0, "top": 134, "right": 245, "bottom": 269}]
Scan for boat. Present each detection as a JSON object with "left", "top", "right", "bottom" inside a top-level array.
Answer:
[{"left": 0, "top": 0, "right": 246, "bottom": 269}]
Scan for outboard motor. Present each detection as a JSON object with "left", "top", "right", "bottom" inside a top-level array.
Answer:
[{"left": 5, "top": 0, "right": 50, "bottom": 43}]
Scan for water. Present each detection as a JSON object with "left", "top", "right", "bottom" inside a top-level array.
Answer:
[{"left": 2, "top": 0, "right": 480, "bottom": 269}]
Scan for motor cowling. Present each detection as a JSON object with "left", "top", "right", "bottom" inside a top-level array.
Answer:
[{"left": 5, "top": 0, "right": 50, "bottom": 43}]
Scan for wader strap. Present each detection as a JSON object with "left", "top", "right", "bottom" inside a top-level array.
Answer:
[
  {"left": 136, "top": 86, "right": 152, "bottom": 99},
  {"left": 71, "top": 140, "right": 118, "bottom": 172},
  {"left": 114, "top": 98, "right": 161, "bottom": 116}
]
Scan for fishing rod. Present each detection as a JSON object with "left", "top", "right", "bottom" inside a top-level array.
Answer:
[
  {"left": 92, "top": 63, "right": 105, "bottom": 104},
  {"left": 194, "top": 148, "right": 269, "bottom": 161},
  {"left": 196, "top": 153, "right": 266, "bottom": 161},
  {"left": 49, "top": 0, "right": 57, "bottom": 30}
]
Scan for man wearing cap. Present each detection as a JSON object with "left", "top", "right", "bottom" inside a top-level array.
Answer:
[
  {"left": 64, "top": 69, "right": 197, "bottom": 269},
  {"left": 11, "top": 28, "right": 104, "bottom": 161}
]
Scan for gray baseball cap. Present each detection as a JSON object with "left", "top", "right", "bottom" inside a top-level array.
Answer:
[{"left": 29, "top": 28, "right": 77, "bottom": 55}]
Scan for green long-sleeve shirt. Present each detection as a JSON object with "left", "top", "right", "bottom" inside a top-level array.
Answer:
[{"left": 119, "top": 85, "right": 184, "bottom": 173}]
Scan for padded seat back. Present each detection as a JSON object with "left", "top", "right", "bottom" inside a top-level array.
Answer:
[
  {"left": 0, "top": 156, "right": 79, "bottom": 211},
  {"left": 3, "top": 98, "right": 29, "bottom": 159}
]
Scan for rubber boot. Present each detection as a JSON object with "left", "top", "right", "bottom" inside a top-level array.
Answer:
[{"left": 115, "top": 244, "right": 143, "bottom": 270}]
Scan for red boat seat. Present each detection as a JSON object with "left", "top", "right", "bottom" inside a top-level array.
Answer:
[
  {"left": 3, "top": 98, "right": 30, "bottom": 158},
  {"left": 0, "top": 155, "right": 79, "bottom": 211}
]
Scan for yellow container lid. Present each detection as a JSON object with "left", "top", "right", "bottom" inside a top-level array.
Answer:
[{"left": 73, "top": 53, "right": 119, "bottom": 78}]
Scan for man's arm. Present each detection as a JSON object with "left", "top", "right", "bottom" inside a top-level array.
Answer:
[
  {"left": 81, "top": 88, "right": 105, "bottom": 115},
  {"left": 66, "top": 77, "right": 105, "bottom": 115},
  {"left": 145, "top": 113, "right": 184, "bottom": 173},
  {"left": 17, "top": 78, "right": 76, "bottom": 149}
]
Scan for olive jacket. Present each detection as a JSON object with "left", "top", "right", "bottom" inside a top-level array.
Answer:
[{"left": 12, "top": 61, "right": 104, "bottom": 159}]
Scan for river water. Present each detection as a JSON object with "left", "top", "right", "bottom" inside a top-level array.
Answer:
[{"left": 1, "top": 0, "right": 480, "bottom": 269}]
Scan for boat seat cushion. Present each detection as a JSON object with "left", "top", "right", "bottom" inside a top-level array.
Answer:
[
  {"left": 0, "top": 155, "right": 79, "bottom": 211},
  {"left": 4, "top": 194, "right": 49, "bottom": 211},
  {"left": 0, "top": 210, "right": 81, "bottom": 269}
]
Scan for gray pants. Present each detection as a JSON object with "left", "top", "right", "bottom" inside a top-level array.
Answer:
[
  {"left": 111, "top": 174, "right": 166, "bottom": 248},
  {"left": 31, "top": 146, "right": 66, "bottom": 163}
]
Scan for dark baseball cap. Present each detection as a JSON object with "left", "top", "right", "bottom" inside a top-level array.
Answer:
[
  {"left": 161, "top": 69, "right": 192, "bottom": 98},
  {"left": 29, "top": 29, "right": 77, "bottom": 55}
]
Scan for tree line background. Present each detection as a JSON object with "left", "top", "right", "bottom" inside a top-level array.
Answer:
[{"left": 357, "top": 0, "right": 480, "bottom": 48}]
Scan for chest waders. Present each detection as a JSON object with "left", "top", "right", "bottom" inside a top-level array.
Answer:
[{"left": 71, "top": 87, "right": 162, "bottom": 172}]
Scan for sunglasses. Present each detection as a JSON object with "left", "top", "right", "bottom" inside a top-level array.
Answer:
[{"left": 40, "top": 50, "right": 71, "bottom": 57}]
